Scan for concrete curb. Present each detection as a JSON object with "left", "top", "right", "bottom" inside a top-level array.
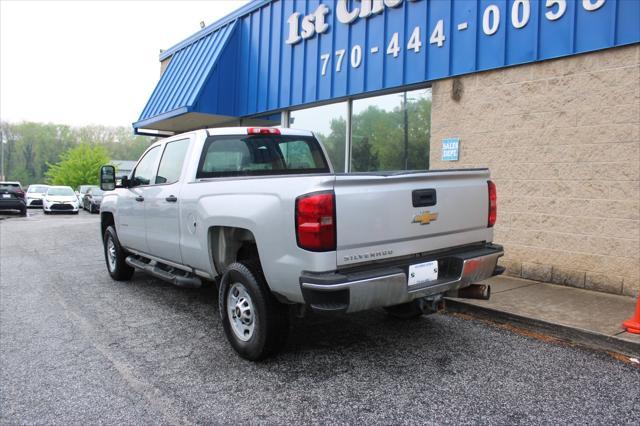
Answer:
[{"left": 445, "top": 298, "right": 640, "bottom": 358}]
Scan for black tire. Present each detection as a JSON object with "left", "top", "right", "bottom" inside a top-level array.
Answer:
[
  {"left": 20, "top": 208, "right": 27, "bottom": 217},
  {"left": 89, "top": 203, "right": 94, "bottom": 213},
  {"left": 384, "top": 300, "right": 425, "bottom": 320},
  {"left": 44, "top": 210, "right": 50, "bottom": 215},
  {"left": 103, "top": 225, "right": 134, "bottom": 281},
  {"left": 219, "top": 261, "right": 289, "bottom": 361}
]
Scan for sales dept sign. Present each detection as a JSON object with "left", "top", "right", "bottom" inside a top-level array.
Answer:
[
  {"left": 442, "top": 138, "right": 460, "bottom": 162},
  {"left": 285, "top": 0, "right": 614, "bottom": 77}
]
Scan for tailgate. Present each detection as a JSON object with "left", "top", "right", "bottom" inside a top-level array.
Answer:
[{"left": 334, "top": 170, "right": 493, "bottom": 267}]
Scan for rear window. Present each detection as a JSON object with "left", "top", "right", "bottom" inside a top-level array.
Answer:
[
  {"left": 196, "top": 135, "right": 330, "bottom": 178},
  {"left": 0, "top": 183, "right": 21, "bottom": 189},
  {"left": 28, "top": 185, "right": 48, "bottom": 193}
]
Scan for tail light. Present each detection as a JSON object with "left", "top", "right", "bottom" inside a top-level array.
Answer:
[
  {"left": 295, "top": 191, "right": 336, "bottom": 251},
  {"left": 487, "top": 180, "right": 497, "bottom": 227},
  {"left": 15, "top": 189, "right": 25, "bottom": 199},
  {"left": 247, "top": 127, "right": 280, "bottom": 135}
]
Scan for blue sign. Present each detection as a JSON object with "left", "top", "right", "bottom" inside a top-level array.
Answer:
[
  {"left": 442, "top": 138, "right": 460, "bottom": 161},
  {"left": 137, "top": 0, "right": 640, "bottom": 130}
]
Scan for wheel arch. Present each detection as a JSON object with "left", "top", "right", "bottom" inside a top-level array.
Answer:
[
  {"left": 101, "top": 211, "right": 115, "bottom": 240},
  {"left": 209, "top": 226, "right": 261, "bottom": 276}
]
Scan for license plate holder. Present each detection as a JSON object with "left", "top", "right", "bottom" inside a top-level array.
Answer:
[
  {"left": 2, "top": 194, "right": 10, "bottom": 198},
  {"left": 408, "top": 260, "right": 439, "bottom": 287}
]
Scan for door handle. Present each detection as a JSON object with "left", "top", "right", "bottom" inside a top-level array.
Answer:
[
  {"left": 165, "top": 195, "right": 178, "bottom": 202},
  {"left": 135, "top": 196, "right": 144, "bottom": 202}
]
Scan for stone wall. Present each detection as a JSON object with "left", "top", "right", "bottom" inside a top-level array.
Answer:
[{"left": 430, "top": 45, "right": 640, "bottom": 297}]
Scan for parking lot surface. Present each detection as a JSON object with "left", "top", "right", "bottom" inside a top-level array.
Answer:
[{"left": 1, "top": 209, "right": 639, "bottom": 425}]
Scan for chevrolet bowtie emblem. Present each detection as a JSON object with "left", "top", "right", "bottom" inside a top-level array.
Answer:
[{"left": 412, "top": 211, "right": 438, "bottom": 225}]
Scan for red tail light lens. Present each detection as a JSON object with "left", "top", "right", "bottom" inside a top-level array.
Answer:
[
  {"left": 295, "top": 191, "right": 336, "bottom": 252},
  {"left": 488, "top": 180, "right": 497, "bottom": 227},
  {"left": 15, "top": 189, "right": 25, "bottom": 199},
  {"left": 247, "top": 127, "right": 281, "bottom": 135}
]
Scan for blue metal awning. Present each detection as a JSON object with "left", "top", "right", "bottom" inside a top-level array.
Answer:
[{"left": 133, "top": 21, "right": 239, "bottom": 134}]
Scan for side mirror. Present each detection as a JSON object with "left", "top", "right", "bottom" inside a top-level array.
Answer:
[{"left": 100, "top": 165, "right": 116, "bottom": 191}]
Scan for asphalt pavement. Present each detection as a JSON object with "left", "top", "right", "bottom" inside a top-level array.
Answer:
[{"left": 1, "top": 209, "right": 639, "bottom": 425}]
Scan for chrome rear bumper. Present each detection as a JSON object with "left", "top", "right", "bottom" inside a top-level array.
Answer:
[{"left": 300, "top": 244, "right": 504, "bottom": 313}]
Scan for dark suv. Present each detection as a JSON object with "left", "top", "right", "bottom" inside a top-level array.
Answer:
[{"left": 0, "top": 181, "right": 27, "bottom": 216}]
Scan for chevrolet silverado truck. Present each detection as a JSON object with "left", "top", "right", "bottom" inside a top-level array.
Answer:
[{"left": 99, "top": 127, "right": 503, "bottom": 360}]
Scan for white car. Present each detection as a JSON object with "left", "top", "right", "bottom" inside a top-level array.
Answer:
[
  {"left": 43, "top": 186, "right": 80, "bottom": 214},
  {"left": 25, "top": 184, "right": 50, "bottom": 208}
]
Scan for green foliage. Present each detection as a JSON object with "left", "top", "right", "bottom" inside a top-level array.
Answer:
[
  {"left": 316, "top": 117, "right": 347, "bottom": 172},
  {"left": 0, "top": 121, "right": 154, "bottom": 186},
  {"left": 351, "top": 136, "right": 379, "bottom": 171},
  {"left": 45, "top": 144, "right": 110, "bottom": 188},
  {"left": 317, "top": 96, "right": 432, "bottom": 172}
]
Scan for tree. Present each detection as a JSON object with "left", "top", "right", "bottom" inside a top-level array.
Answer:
[
  {"left": 351, "top": 136, "right": 379, "bottom": 171},
  {"left": 0, "top": 121, "right": 154, "bottom": 186},
  {"left": 45, "top": 144, "right": 110, "bottom": 188},
  {"left": 321, "top": 95, "right": 432, "bottom": 172},
  {"left": 316, "top": 117, "right": 347, "bottom": 172}
]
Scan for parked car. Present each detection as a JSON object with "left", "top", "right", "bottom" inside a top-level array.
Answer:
[
  {"left": 82, "top": 187, "right": 104, "bottom": 213},
  {"left": 76, "top": 185, "right": 98, "bottom": 206},
  {"left": 99, "top": 127, "right": 503, "bottom": 360},
  {"left": 43, "top": 186, "right": 80, "bottom": 214},
  {"left": 25, "top": 184, "right": 50, "bottom": 208},
  {"left": 0, "top": 181, "right": 26, "bottom": 216}
]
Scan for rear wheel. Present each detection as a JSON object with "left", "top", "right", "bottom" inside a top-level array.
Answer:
[
  {"left": 103, "top": 226, "right": 134, "bottom": 281},
  {"left": 219, "top": 261, "right": 289, "bottom": 361}
]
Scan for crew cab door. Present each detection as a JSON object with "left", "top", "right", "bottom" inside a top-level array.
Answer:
[
  {"left": 143, "top": 138, "right": 191, "bottom": 264},
  {"left": 116, "top": 145, "right": 162, "bottom": 252}
]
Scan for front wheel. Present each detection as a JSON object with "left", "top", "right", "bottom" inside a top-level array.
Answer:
[
  {"left": 220, "top": 261, "right": 289, "bottom": 361},
  {"left": 103, "top": 226, "right": 134, "bottom": 281}
]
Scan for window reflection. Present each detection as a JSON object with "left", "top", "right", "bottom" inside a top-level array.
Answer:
[
  {"left": 352, "top": 88, "right": 432, "bottom": 172},
  {"left": 290, "top": 102, "right": 347, "bottom": 173}
]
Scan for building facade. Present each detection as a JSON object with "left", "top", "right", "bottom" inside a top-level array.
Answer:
[{"left": 136, "top": 0, "right": 639, "bottom": 296}]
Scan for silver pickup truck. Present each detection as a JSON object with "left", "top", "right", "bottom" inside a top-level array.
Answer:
[{"left": 99, "top": 127, "right": 503, "bottom": 360}]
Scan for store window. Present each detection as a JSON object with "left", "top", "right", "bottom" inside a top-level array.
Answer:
[
  {"left": 290, "top": 102, "right": 348, "bottom": 173},
  {"left": 248, "top": 112, "right": 281, "bottom": 127},
  {"left": 351, "top": 88, "right": 432, "bottom": 172}
]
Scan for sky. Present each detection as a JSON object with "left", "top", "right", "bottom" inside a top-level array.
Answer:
[{"left": 0, "top": 0, "right": 249, "bottom": 128}]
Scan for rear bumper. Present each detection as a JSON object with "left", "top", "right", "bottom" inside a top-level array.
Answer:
[
  {"left": 300, "top": 243, "right": 504, "bottom": 313},
  {"left": 0, "top": 199, "right": 26, "bottom": 211}
]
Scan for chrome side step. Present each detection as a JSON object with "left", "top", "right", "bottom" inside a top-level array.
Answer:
[{"left": 125, "top": 255, "right": 202, "bottom": 288}]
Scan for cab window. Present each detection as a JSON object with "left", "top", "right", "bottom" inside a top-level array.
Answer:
[
  {"left": 131, "top": 146, "right": 161, "bottom": 186},
  {"left": 197, "top": 135, "right": 329, "bottom": 178},
  {"left": 155, "top": 139, "right": 190, "bottom": 184}
]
